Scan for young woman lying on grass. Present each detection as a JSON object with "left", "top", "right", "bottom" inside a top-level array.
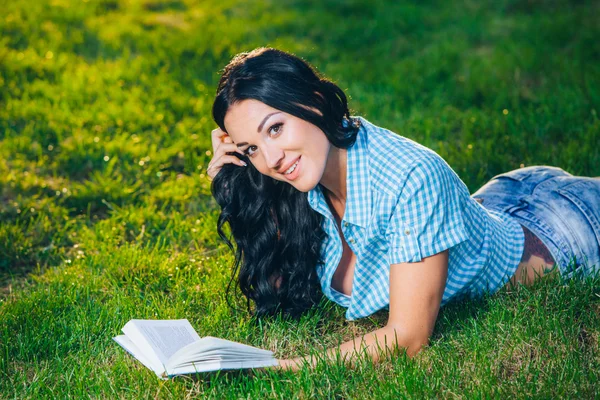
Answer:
[{"left": 206, "top": 47, "right": 600, "bottom": 371}]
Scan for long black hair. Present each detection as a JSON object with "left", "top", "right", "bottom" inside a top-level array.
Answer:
[{"left": 211, "top": 47, "right": 361, "bottom": 318}]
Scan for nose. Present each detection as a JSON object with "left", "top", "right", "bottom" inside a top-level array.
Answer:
[{"left": 263, "top": 142, "right": 285, "bottom": 170}]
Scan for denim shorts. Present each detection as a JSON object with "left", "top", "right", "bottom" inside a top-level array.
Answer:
[{"left": 472, "top": 166, "right": 600, "bottom": 279}]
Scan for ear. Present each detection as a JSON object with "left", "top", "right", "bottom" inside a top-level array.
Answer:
[
  {"left": 270, "top": 207, "right": 281, "bottom": 240},
  {"left": 269, "top": 273, "right": 283, "bottom": 290}
]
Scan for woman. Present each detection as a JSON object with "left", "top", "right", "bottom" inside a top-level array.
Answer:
[{"left": 207, "top": 47, "right": 600, "bottom": 371}]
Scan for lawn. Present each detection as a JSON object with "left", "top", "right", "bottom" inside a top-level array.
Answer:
[{"left": 1, "top": 0, "right": 599, "bottom": 398}]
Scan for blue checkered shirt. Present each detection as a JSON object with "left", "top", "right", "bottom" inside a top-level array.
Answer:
[{"left": 307, "top": 116, "right": 525, "bottom": 320}]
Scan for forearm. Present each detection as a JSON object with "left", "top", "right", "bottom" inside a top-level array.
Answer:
[
  {"left": 277, "top": 252, "right": 448, "bottom": 372},
  {"left": 278, "top": 324, "right": 426, "bottom": 372}
]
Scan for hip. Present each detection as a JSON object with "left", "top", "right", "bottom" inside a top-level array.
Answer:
[
  {"left": 472, "top": 165, "right": 600, "bottom": 280},
  {"left": 510, "top": 224, "right": 559, "bottom": 286}
]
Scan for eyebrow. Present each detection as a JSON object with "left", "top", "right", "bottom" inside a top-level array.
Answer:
[{"left": 236, "top": 112, "right": 282, "bottom": 148}]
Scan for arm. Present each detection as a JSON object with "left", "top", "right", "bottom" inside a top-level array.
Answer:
[{"left": 277, "top": 250, "right": 448, "bottom": 371}]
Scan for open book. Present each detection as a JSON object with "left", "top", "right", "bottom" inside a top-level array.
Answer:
[{"left": 113, "top": 319, "right": 278, "bottom": 378}]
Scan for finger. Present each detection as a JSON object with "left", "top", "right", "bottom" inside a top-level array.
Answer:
[
  {"left": 206, "top": 156, "right": 245, "bottom": 180},
  {"left": 211, "top": 128, "right": 228, "bottom": 152},
  {"left": 210, "top": 154, "right": 248, "bottom": 172},
  {"left": 211, "top": 127, "right": 227, "bottom": 139},
  {"left": 215, "top": 142, "right": 245, "bottom": 157},
  {"left": 219, "top": 154, "right": 248, "bottom": 167}
]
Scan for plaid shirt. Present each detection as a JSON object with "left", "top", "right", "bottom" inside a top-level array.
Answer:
[{"left": 307, "top": 117, "right": 525, "bottom": 320}]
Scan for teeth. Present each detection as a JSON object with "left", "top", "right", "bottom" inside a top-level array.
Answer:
[{"left": 284, "top": 159, "right": 299, "bottom": 175}]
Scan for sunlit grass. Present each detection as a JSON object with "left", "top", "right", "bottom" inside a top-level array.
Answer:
[{"left": 1, "top": 0, "right": 599, "bottom": 397}]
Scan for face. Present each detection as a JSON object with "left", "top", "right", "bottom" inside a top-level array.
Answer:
[{"left": 223, "top": 99, "right": 331, "bottom": 192}]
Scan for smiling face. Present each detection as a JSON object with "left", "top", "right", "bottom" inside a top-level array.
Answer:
[{"left": 223, "top": 99, "right": 332, "bottom": 192}]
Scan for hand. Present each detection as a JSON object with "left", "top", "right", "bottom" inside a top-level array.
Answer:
[
  {"left": 206, "top": 128, "right": 247, "bottom": 181},
  {"left": 276, "top": 358, "right": 301, "bottom": 372}
]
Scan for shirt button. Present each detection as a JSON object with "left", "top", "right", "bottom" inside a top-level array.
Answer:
[
  {"left": 404, "top": 229, "right": 410, "bottom": 235},
  {"left": 343, "top": 222, "right": 349, "bottom": 227},
  {"left": 349, "top": 238, "right": 355, "bottom": 244}
]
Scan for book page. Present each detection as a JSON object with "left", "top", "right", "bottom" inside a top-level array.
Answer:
[
  {"left": 113, "top": 335, "right": 157, "bottom": 373},
  {"left": 122, "top": 319, "right": 201, "bottom": 367},
  {"left": 164, "top": 358, "right": 279, "bottom": 377},
  {"left": 167, "top": 336, "right": 274, "bottom": 369}
]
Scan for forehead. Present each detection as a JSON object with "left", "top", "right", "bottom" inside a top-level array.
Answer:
[{"left": 223, "top": 99, "right": 281, "bottom": 141}]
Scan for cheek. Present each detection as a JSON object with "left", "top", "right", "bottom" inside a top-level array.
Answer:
[
  {"left": 249, "top": 158, "right": 270, "bottom": 176},
  {"left": 307, "top": 130, "right": 330, "bottom": 159}
]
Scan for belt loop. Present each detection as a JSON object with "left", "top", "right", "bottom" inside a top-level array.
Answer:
[{"left": 505, "top": 198, "right": 529, "bottom": 214}]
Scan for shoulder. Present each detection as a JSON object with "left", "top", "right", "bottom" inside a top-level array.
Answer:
[{"left": 356, "top": 117, "right": 459, "bottom": 198}]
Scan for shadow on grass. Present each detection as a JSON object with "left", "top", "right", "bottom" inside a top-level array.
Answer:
[
  {"left": 169, "top": 368, "right": 258, "bottom": 384},
  {"left": 433, "top": 295, "right": 493, "bottom": 343}
]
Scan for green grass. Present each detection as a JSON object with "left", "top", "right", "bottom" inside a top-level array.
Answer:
[{"left": 1, "top": 0, "right": 599, "bottom": 397}]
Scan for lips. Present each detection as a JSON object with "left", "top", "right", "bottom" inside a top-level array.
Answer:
[{"left": 280, "top": 156, "right": 300, "bottom": 175}]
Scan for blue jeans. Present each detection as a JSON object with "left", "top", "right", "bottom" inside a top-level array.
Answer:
[{"left": 472, "top": 166, "right": 600, "bottom": 279}]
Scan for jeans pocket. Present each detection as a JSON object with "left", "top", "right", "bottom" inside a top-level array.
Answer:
[{"left": 556, "top": 181, "right": 600, "bottom": 245}]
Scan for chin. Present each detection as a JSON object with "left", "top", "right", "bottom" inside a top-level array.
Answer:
[
  {"left": 290, "top": 176, "right": 320, "bottom": 193},
  {"left": 290, "top": 183, "right": 311, "bottom": 193}
]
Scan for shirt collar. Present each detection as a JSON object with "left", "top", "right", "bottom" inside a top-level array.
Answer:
[{"left": 308, "top": 117, "right": 371, "bottom": 228}]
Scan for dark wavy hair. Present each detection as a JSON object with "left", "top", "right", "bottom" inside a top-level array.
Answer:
[{"left": 211, "top": 47, "right": 361, "bottom": 318}]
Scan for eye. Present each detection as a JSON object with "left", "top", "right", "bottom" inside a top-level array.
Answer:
[
  {"left": 244, "top": 145, "right": 258, "bottom": 157},
  {"left": 268, "top": 123, "right": 283, "bottom": 136},
  {"left": 242, "top": 123, "right": 282, "bottom": 157}
]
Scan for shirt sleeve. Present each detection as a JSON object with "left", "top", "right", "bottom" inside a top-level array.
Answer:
[{"left": 385, "top": 153, "right": 469, "bottom": 265}]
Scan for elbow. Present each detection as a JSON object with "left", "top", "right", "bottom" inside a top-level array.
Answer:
[
  {"left": 405, "top": 337, "right": 429, "bottom": 357},
  {"left": 383, "top": 324, "right": 430, "bottom": 358}
]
